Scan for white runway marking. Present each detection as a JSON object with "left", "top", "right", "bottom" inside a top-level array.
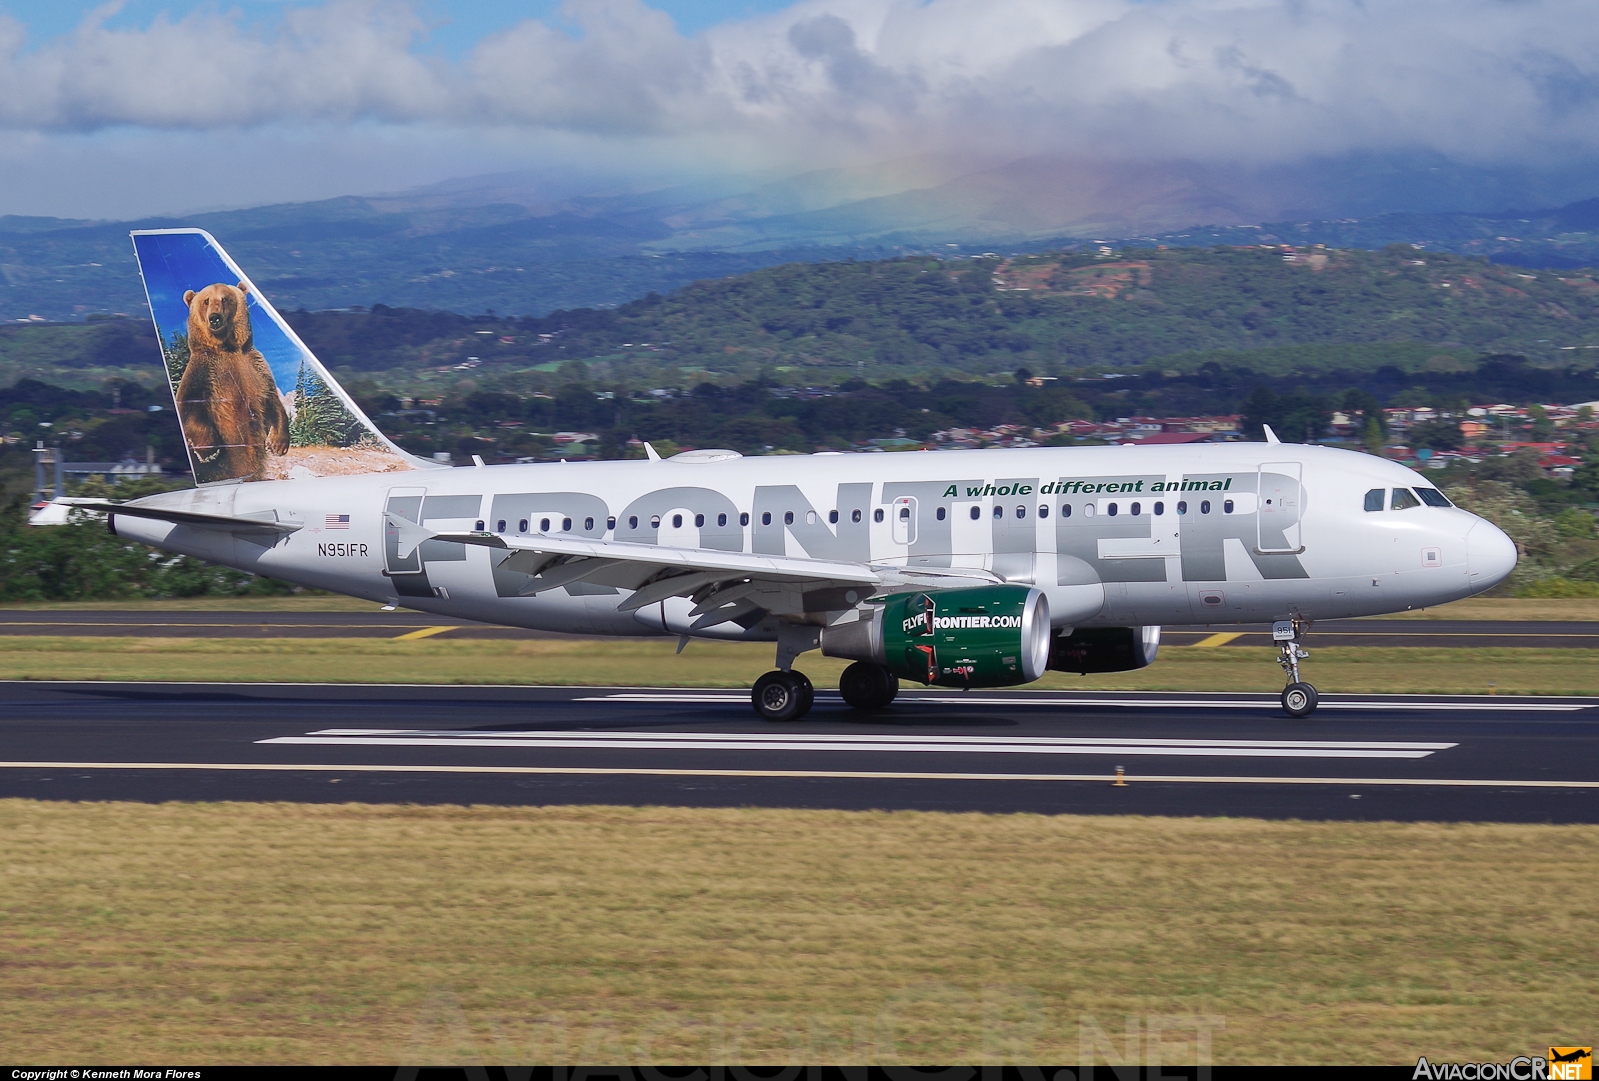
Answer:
[
  {"left": 581, "top": 693, "right": 1586, "bottom": 712},
  {"left": 1, "top": 761, "right": 1596, "bottom": 788},
  {"left": 260, "top": 729, "right": 1457, "bottom": 759}
]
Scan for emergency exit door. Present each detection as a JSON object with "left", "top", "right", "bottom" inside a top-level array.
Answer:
[{"left": 1257, "top": 463, "right": 1304, "bottom": 553}]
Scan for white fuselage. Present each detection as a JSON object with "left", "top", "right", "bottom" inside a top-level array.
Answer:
[{"left": 110, "top": 442, "right": 1518, "bottom": 639}]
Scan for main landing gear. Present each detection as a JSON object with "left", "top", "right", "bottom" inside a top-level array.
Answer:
[
  {"left": 750, "top": 661, "right": 900, "bottom": 720},
  {"left": 838, "top": 661, "right": 899, "bottom": 711},
  {"left": 752, "top": 669, "right": 814, "bottom": 722},
  {"left": 1274, "top": 615, "right": 1318, "bottom": 717}
]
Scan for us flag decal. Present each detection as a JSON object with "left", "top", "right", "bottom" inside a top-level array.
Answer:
[{"left": 325, "top": 514, "right": 350, "bottom": 529}]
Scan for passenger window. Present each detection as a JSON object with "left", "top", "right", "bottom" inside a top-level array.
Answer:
[
  {"left": 1223, "top": 499, "right": 1234, "bottom": 514},
  {"left": 1061, "top": 504, "right": 1072, "bottom": 518},
  {"left": 936, "top": 506, "right": 947, "bottom": 521},
  {"left": 1107, "top": 503, "right": 1118, "bottom": 516},
  {"left": 874, "top": 508, "right": 884, "bottom": 523},
  {"left": 851, "top": 509, "right": 862, "bottom": 523},
  {"left": 496, "top": 519, "right": 507, "bottom": 533},
  {"left": 694, "top": 513, "right": 705, "bottom": 528},
  {"left": 1015, "top": 505, "right": 1026, "bottom": 519},
  {"left": 992, "top": 505, "right": 1002, "bottom": 519},
  {"left": 1364, "top": 489, "right": 1385, "bottom": 512},
  {"left": 628, "top": 515, "right": 638, "bottom": 529},
  {"left": 540, "top": 518, "right": 551, "bottom": 532},
  {"left": 1416, "top": 487, "right": 1452, "bottom": 507},
  {"left": 1083, "top": 503, "right": 1095, "bottom": 518},
  {"left": 650, "top": 515, "right": 661, "bottom": 528},
  {"left": 606, "top": 517, "right": 615, "bottom": 531},
  {"left": 971, "top": 505, "right": 981, "bottom": 520},
  {"left": 761, "top": 512, "right": 772, "bottom": 526},
  {"left": 562, "top": 517, "right": 572, "bottom": 531},
  {"left": 829, "top": 509, "right": 838, "bottom": 524},
  {"left": 717, "top": 513, "right": 727, "bottom": 527},
  {"left": 1200, "top": 500, "right": 1211, "bottom": 514},
  {"left": 899, "top": 507, "right": 910, "bottom": 520},
  {"left": 784, "top": 511, "right": 794, "bottom": 525},
  {"left": 584, "top": 517, "right": 594, "bottom": 531},
  {"left": 1154, "top": 501, "right": 1164, "bottom": 515},
  {"left": 475, "top": 520, "right": 485, "bottom": 531},
  {"left": 1039, "top": 505, "right": 1049, "bottom": 518},
  {"left": 517, "top": 519, "right": 528, "bottom": 533},
  {"left": 1392, "top": 488, "right": 1422, "bottom": 510},
  {"left": 1176, "top": 501, "right": 1186, "bottom": 515},
  {"left": 740, "top": 512, "right": 750, "bottom": 526},
  {"left": 1130, "top": 502, "right": 1141, "bottom": 516},
  {"left": 672, "top": 514, "right": 682, "bottom": 528}
]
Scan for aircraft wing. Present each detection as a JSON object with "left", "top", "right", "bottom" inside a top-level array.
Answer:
[{"left": 418, "top": 520, "right": 1000, "bottom": 627}]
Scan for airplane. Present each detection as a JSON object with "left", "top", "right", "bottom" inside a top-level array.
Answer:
[{"left": 65, "top": 228, "right": 1519, "bottom": 720}]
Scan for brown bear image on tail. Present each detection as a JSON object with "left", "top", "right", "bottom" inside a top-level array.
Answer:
[{"left": 175, "top": 282, "right": 290, "bottom": 483}]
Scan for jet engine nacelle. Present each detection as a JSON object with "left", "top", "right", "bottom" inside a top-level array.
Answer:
[
  {"left": 821, "top": 584, "right": 1051, "bottom": 688},
  {"left": 1048, "top": 626, "right": 1161, "bottom": 674}
]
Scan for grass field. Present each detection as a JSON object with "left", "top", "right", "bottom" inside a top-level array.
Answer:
[
  {"left": 0, "top": 635, "right": 1594, "bottom": 694},
  {"left": 0, "top": 800, "right": 1593, "bottom": 1065}
]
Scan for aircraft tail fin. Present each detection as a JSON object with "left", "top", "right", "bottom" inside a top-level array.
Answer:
[{"left": 130, "top": 228, "right": 441, "bottom": 486}]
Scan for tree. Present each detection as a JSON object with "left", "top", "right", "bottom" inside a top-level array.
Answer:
[
  {"left": 1527, "top": 403, "right": 1556, "bottom": 442},
  {"left": 289, "top": 361, "right": 361, "bottom": 448},
  {"left": 1363, "top": 415, "right": 1386, "bottom": 455},
  {"left": 1411, "top": 418, "right": 1464, "bottom": 451},
  {"left": 1240, "top": 386, "right": 1277, "bottom": 441}
]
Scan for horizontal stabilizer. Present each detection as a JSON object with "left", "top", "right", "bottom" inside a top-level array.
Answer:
[{"left": 59, "top": 498, "right": 302, "bottom": 536}]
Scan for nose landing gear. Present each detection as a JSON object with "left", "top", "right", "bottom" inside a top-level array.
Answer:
[{"left": 1274, "top": 616, "right": 1317, "bottom": 717}]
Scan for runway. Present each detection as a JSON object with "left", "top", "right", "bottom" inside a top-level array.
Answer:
[
  {"left": 1, "top": 610, "right": 1596, "bottom": 647},
  {"left": 2, "top": 681, "right": 1596, "bottom": 821}
]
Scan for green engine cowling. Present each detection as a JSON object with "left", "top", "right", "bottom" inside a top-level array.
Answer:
[{"left": 820, "top": 584, "right": 1052, "bottom": 688}]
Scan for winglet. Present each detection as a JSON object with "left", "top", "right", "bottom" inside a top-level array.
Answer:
[
  {"left": 644, "top": 442, "right": 662, "bottom": 461},
  {"left": 1262, "top": 424, "right": 1281, "bottom": 444}
]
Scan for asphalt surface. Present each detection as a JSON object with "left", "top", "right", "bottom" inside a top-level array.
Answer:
[
  {"left": 2, "top": 681, "right": 1596, "bottom": 821},
  {"left": 2, "top": 610, "right": 1597, "bottom": 648}
]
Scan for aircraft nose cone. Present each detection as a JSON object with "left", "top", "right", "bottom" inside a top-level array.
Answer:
[{"left": 1466, "top": 519, "right": 1517, "bottom": 592}]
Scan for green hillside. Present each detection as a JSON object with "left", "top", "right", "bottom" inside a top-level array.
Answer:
[
  {"left": 6, "top": 244, "right": 1598, "bottom": 391},
  {"left": 574, "top": 245, "right": 1598, "bottom": 379},
  {"left": 263, "top": 243, "right": 1598, "bottom": 385}
]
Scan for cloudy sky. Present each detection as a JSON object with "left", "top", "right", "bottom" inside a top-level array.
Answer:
[{"left": 0, "top": 0, "right": 1596, "bottom": 220}]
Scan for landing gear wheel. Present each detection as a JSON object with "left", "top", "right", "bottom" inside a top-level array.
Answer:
[
  {"left": 752, "top": 670, "right": 812, "bottom": 722},
  {"left": 839, "top": 661, "right": 899, "bottom": 711},
  {"left": 1282, "top": 681, "right": 1319, "bottom": 718}
]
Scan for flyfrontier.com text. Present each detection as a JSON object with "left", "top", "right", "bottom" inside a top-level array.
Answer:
[
  {"left": 903, "top": 613, "right": 1024, "bottom": 633},
  {"left": 941, "top": 477, "right": 1237, "bottom": 498}
]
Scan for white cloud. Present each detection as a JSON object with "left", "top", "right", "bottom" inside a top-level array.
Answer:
[{"left": 1, "top": 0, "right": 1597, "bottom": 176}]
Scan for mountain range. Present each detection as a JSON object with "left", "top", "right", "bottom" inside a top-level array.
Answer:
[{"left": 4, "top": 155, "right": 1599, "bottom": 322}]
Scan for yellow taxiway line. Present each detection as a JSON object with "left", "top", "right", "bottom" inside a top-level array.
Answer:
[
  {"left": 1190, "top": 632, "right": 1244, "bottom": 647},
  {"left": 391, "top": 626, "right": 461, "bottom": 640}
]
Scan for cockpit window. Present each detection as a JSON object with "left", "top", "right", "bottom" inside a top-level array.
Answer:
[
  {"left": 1416, "top": 487, "right": 1452, "bottom": 507},
  {"left": 1364, "top": 488, "right": 1385, "bottom": 512},
  {"left": 1391, "top": 488, "right": 1422, "bottom": 510}
]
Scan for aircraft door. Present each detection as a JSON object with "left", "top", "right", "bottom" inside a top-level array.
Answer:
[
  {"left": 891, "top": 496, "right": 918, "bottom": 546},
  {"left": 1257, "top": 463, "right": 1305, "bottom": 554},
  {"left": 383, "top": 485, "right": 428, "bottom": 575}
]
